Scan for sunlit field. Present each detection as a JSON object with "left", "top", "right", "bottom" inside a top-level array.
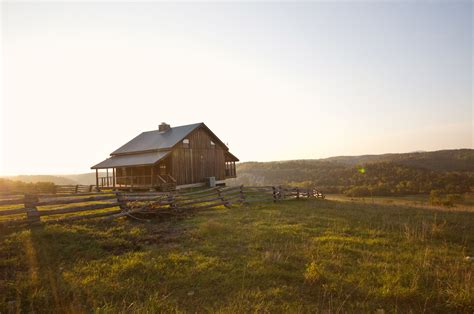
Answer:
[
  {"left": 326, "top": 193, "right": 474, "bottom": 210},
  {"left": 1, "top": 197, "right": 473, "bottom": 313}
]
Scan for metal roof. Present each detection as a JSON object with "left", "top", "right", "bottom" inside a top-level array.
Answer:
[
  {"left": 91, "top": 151, "right": 170, "bottom": 169},
  {"left": 112, "top": 123, "right": 202, "bottom": 155}
]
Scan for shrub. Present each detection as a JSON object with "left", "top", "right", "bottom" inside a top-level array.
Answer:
[
  {"left": 344, "top": 186, "right": 370, "bottom": 197},
  {"left": 429, "top": 189, "right": 444, "bottom": 205},
  {"left": 304, "top": 261, "right": 322, "bottom": 283},
  {"left": 0, "top": 179, "right": 56, "bottom": 194},
  {"left": 430, "top": 190, "right": 464, "bottom": 207}
]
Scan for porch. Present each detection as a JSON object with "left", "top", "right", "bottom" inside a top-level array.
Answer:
[
  {"left": 224, "top": 151, "right": 238, "bottom": 178},
  {"left": 95, "top": 167, "right": 177, "bottom": 191},
  {"left": 92, "top": 151, "right": 177, "bottom": 191},
  {"left": 225, "top": 161, "right": 236, "bottom": 178}
]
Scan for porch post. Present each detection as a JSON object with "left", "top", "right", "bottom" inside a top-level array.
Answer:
[
  {"left": 112, "top": 168, "right": 116, "bottom": 189},
  {"left": 151, "top": 166, "right": 154, "bottom": 188},
  {"left": 95, "top": 169, "right": 99, "bottom": 191},
  {"left": 106, "top": 168, "right": 109, "bottom": 187}
]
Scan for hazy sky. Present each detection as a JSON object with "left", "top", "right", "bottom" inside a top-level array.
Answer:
[{"left": 1, "top": 1, "right": 472, "bottom": 175}]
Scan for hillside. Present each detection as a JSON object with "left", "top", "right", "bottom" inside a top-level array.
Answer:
[
  {"left": 323, "top": 149, "right": 474, "bottom": 172},
  {"left": 60, "top": 173, "right": 97, "bottom": 185},
  {"left": 2, "top": 149, "right": 472, "bottom": 196},
  {"left": 230, "top": 149, "right": 474, "bottom": 196},
  {"left": 2, "top": 173, "right": 97, "bottom": 185},
  {"left": 2, "top": 175, "right": 78, "bottom": 185}
]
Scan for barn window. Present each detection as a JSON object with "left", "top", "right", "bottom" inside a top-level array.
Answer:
[
  {"left": 210, "top": 140, "right": 215, "bottom": 148},
  {"left": 159, "top": 164, "right": 166, "bottom": 175},
  {"left": 183, "top": 138, "right": 190, "bottom": 148}
]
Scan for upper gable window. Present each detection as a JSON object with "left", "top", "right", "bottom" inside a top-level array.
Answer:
[
  {"left": 210, "top": 140, "right": 215, "bottom": 149},
  {"left": 182, "top": 138, "right": 190, "bottom": 148}
]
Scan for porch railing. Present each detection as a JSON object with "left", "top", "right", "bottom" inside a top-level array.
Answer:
[
  {"left": 225, "top": 169, "right": 235, "bottom": 177},
  {"left": 98, "top": 175, "right": 175, "bottom": 188},
  {"left": 225, "top": 167, "right": 236, "bottom": 178},
  {"left": 99, "top": 176, "right": 114, "bottom": 187}
]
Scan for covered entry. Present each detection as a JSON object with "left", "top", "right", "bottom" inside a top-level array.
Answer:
[{"left": 92, "top": 151, "right": 176, "bottom": 190}]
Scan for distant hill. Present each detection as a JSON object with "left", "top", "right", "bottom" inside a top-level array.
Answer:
[
  {"left": 60, "top": 173, "right": 97, "bottom": 185},
  {"left": 2, "top": 173, "right": 97, "bottom": 185},
  {"left": 3, "top": 175, "right": 78, "bottom": 185},
  {"left": 231, "top": 149, "right": 474, "bottom": 196},
  {"left": 2, "top": 149, "right": 472, "bottom": 196},
  {"left": 323, "top": 149, "right": 474, "bottom": 172}
]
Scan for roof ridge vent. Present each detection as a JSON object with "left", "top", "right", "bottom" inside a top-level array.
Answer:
[{"left": 159, "top": 122, "right": 170, "bottom": 132}]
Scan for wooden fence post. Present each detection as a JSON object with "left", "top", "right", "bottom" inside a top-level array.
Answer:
[
  {"left": 296, "top": 187, "right": 300, "bottom": 199},
  {"left": 115, "top": 192, "right": 126, "bottom": 211},
  {"left": 239, "top": 185, "right": 246, "bottom": 204},
  {"left": 272, "top": 186, "right": 277, "bottom": 202},
  {"left": 217, "top": 188, "right": 230, "bottom": 208},
  {"left": 24, "top": 193, "right": 40, "bottom": 224},
  {"left": 167, "top": 193, "right": 176, "bottom": 209}
]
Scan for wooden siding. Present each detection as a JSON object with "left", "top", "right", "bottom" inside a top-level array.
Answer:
[{"left": 170, "top": 127, "right": 226, "bottom": 185}]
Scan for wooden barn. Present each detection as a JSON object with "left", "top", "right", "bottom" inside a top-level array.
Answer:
[{"left": 91, "top": 122, "right": 239, "bottom": 191}]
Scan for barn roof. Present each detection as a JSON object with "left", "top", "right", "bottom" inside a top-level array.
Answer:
[
  {"left": 111, "top": 123, "right": 202, "bottom": 155},
  {"left": 91, "top": 151, "right": 170, "bottom": 169},
  {"left": 91, "top": 122, "right": 237, "bottom": 169}
]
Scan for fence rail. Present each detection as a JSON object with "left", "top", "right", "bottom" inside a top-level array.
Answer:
[
  {"left": 0, "top": 185, "right": 324, "bottom": 226},
  {"left": 54, "top": 185, "right": 97, "bottom": 194}
]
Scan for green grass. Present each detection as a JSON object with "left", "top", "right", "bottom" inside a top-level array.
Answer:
[
  {"left": 0, "top": 194, "right": 119, "bottom": 223},
  {"left": 1, "top": 199, "right": 473, "bottom": 313},
  {"left": 326, "top": 193, "right": 474, "bottom": 209}
]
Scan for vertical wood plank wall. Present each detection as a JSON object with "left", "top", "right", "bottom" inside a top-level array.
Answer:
[{"left": 171, "top": 127, "right": 226, "bottom": 185}]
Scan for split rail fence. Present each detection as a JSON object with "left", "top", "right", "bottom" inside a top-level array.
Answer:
[{"left": 0, "top": 186, "right": 324, "bottom": 227}]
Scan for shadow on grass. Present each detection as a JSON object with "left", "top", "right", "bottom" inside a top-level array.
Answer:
[{"left": 0, "top": 219, "right": 151, "bottom": 312}]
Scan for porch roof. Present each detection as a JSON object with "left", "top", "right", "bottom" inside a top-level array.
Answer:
[
  {"left": 91, "top": 151, "right": 171, "bottom": 169},
  {"left": 225, "top": 151, "right": 240, "bottom": 162}
]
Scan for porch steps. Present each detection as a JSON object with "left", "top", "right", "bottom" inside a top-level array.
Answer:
[{"left": 158, "top": 182, "right": 177, "bottom": 192}]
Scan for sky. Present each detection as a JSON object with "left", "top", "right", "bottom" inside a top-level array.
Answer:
[{"left": 1, "top": 1, "right": 472, "bottom": 175}]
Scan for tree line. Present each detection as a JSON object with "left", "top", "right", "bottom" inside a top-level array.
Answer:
[
  {"left": 233, "top": 160, "right": 473, "bottom": 197},
  {"left": 0, "top": 178, "right": 56, "bottom": 194}
]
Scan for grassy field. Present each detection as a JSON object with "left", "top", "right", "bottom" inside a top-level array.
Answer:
[
  {"left": 0, "top": 198, "right": 473, "bottom": 313},
  {"left": 326, "top": 193, "right": 474, "bottom": 209}
]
